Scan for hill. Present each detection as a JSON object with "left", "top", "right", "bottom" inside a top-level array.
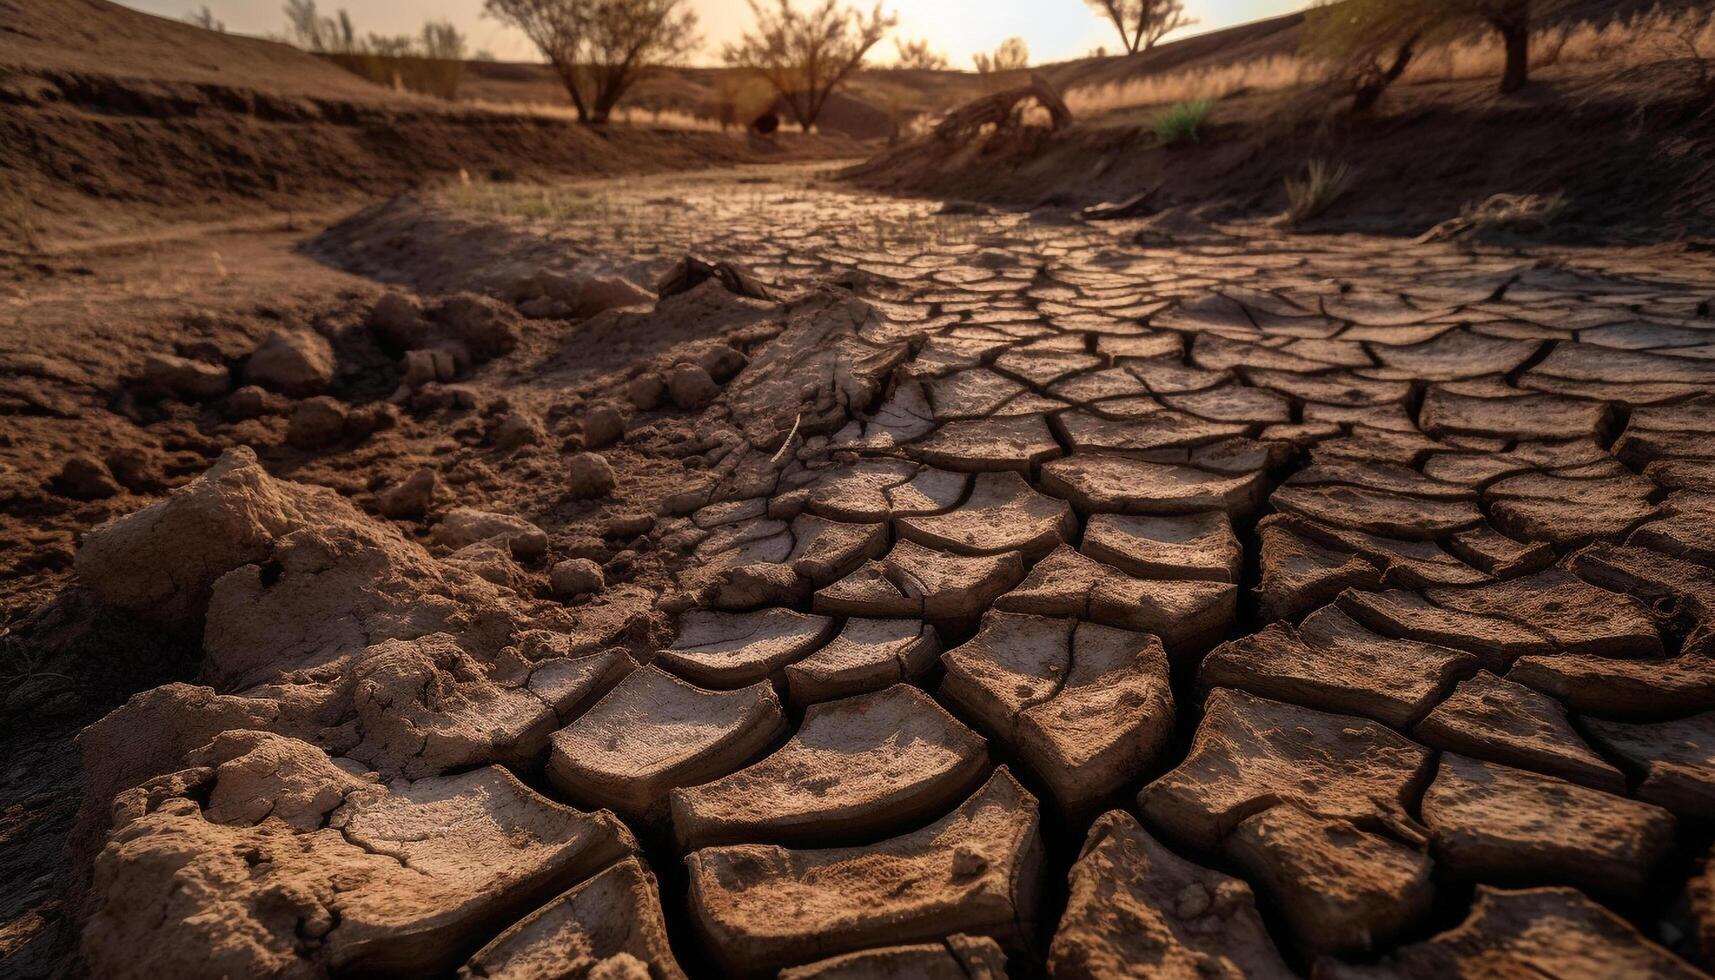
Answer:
[{"left": 0, "top": 0, "right": 857, "bottom": 249}]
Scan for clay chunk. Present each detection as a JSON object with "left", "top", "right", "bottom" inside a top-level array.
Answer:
[
  {"left": 1048, "top": 810, "right": 1293, "bottom": 979},
  {"left": 1225, "top": 804, "right": 1434, "bottom": 955},
  {"left": 778, "top": 935, "right": 1007, "bottom": 979},
  {"left": 546, "top": 666, "right": 785, "bottom": 823},
  {"left": 659, "top": 608, "right": 835, "bottom": 689},
  {"left": 1422, "top": 754, "right": 1675, "bottom": 897},
  {"left": 784, "top": 618, "right": 941, "bottom": 707},
  {"left": 1201, "top": 605, "right": 1475, "bottom": 728},
  {"left": 685, "top": 768, "right": 1043, "bottom": 977},
  {"left": 1315, "top": 886, "right": 1705, "bottom": 980},
  {"left": 1140, "top": 688, "right": 1433, "bottom": 851},
  {"left": 1081, "top": 511, "right": 1241, "bottom": 582},
  {"left": 458, "top": 857, "right": 685, "bottom": 980},
  {"left": 897, "top": 470, "right": 1075, "bottom": 560},
  {"left": 1585, "top": 710, "right": 1715, "bottom": 816},
  {"left": 82, "top": 733, "right": 634, "bottom": 980},
  {"left": 1039, "top": 453, "right": 1265, "bottom": 516},
  {"left": 941, "top": 611, "right": 1174, "bottom": 814},
  {"left": 1415, "top": 670, "right": 1624, "bottom": 793},
  {"left": 670, "top": 684, "right": 989, "bottom": 849},
  {"left": 814, "top": 539, "right": 1025, "bottom": 622},
  {"left": 994, "top": 545, "right": 1235, "bottom": 655}
]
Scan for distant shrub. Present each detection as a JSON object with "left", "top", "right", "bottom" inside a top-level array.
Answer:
[
  {"left": 1151, "top": 98, "right": 1212, "bottom": 144},
  {"left": 1284, "top": 159, "right": 1355, "bottom": 225}
]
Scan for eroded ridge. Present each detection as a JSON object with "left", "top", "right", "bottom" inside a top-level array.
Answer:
[{"left": 64, "top": 178, "right": 1715, "bottom": 978}]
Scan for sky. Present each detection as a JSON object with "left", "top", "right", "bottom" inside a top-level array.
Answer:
[{"left": 128, "top": 0, "right": 1307, "bottom": 66}]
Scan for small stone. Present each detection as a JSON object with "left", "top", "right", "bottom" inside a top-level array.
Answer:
[
  {"left": 286, "top": 397, "right": 348, "bottom": 449},
  {"left": 245, "top": 330, "right": 336, "bottom": 397},
  {"left": 699, "top": 345, "right": 748, "bottom": 383},
  {"left": 667, "top": 362, "right": 721, "bottom": 410},
  {"left": 488, "top": 412, "right": 545, "bottom": 451},
  {"left": 627, "top": 373, "right": 667, "bottom": 411},
  {"left": 54, "top": 455, "right": 121, "bottom": 500},
  {"left": 570, "top": 453, "right": 616, "bottom": 499},
  {"left": 226, "top": 385, "right": 285, "bottom": 420},
  {"left": 951, "top": 844, "right": 988, "bottom": 878},
  {"left": 583, "top": 406, "right": 626, "bottom": 449},
  {"left": 378, "top": 469, "right": 438, "bottom": 519},
  {"left": 603, "top": 514, "right": 654, "bottom": 539},
  {"left": 371, "top": 291, "right": 430, "bottom": 350},
  {"left": 402, "top": 347, "right": 458, "bottom": 388},
  {"left": 142, "top": 352, "right": 230, "bottom": 401},
  {"left": 344, "top": 402, "right": 397, "bottom": 439},
  {"left": 551, "top": 559, "right": 605, "bottom": 599}
]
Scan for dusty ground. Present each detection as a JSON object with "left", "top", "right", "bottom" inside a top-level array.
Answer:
[{"left": 5, "top": 163, "right": 1715, "bottom": 978}]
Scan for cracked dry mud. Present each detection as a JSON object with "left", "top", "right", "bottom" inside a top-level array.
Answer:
[{"left": 61, "top": 173, "right": 1715, "bottom": 978}]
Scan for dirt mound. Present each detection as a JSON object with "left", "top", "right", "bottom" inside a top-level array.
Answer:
[{"left": 846, "top": 60, "right": 1715, "bottom": 244}]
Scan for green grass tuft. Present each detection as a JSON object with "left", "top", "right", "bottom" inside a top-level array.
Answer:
[{"left": 1151, "top": 99, "right": 1215, "bottom": 145}]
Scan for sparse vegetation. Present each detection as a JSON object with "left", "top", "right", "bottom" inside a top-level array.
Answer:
[
  {"left": 1085, "top": 0, "right": 1197, "bottom": 55},
  {"left": 1151, "top": 98, "right": 1212, "bottom": 144},
  {"left": 484, "top": 0, "right": 700, "bottom": 125},
  {"left": 1303, "top": 0, "right": 1536, "bottom": 103},
  {"left": 1065, "top": 7, "right": 1715, "bottom": 118},
  {"left": 723, "top": 0, "right": 897, "bottom": 133},
  {"left": 1283, "top": 158, "right": 1355, "bottom": 224},
  {"left": 893, "top": 37, "right": 949, "bottom": 70},
  {"left": 973, "top": 37, "right": 1031, "bottom": 75},
  {"left": 184, "top": 5, "right": 224, "bottom": 32},
  {"left": 282, "top": 2, "right": 467, "bottom": 99}
]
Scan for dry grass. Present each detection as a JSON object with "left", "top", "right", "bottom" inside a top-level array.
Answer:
[
  {"left": 461, "top": 98, "right": 727, "bottom": 131},
  {"left": 1064, "top": 6, "right": 1715, "bottom": 117},
  {"left": 1066, "top": 55, "right": 1311, "bottom": 116},
  {"left": 1283, "top": 158, "right": 1355, "bottom": 225}
]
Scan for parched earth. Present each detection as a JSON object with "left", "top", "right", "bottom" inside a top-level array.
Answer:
[{"left": 8, "top": 168, "right": 1715, "bottom": 978}]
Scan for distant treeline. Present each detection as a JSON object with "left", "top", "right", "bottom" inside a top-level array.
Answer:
[{"left": 283, "top": 0, "right": 466, "bottom": 100}]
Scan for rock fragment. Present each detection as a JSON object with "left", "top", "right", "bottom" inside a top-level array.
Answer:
[
  {"left": 432, "top": 507, "right": 550, "bottom": 561},
  {"left": 814, "top": 540, "right": 1026, "bottom": 622},
  {"left": 143, "top": 352, "right": 230, "bottom": 401},
  {"left": 583, "top": 405, "right": 626, "bottom": 449},
  {"left": 245, "top": 329, "right": 335, "bottom": 397},
  {"left": 667, "top": 362, "right": 722, "bottom": 410},
  {"left": 570, "top": 452, "right": 617, "bottom": 499},
  {"left": 286, "top": 395, "right": 348, "bottom": 449},
  {"left": 551, "top": 558, "right": 605, "bottom": 599},
  {"left": 377, "top": 468, "right": 438, "bottom": 519}
]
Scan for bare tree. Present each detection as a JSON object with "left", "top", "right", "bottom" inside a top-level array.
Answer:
[
  {"left": 1303, "top": 0, "right": 1537, "bottom": 102},
  {"left": 723, "top": 0, "right": 897, "bottom": 132},
  {"left": 893, "top": 37, "right": 948, "bottom": 70},
  {"left": 185, "top": 5, "right": 224, "bottom": 31},
  {"left": 973, "top": 37, "right": 1030, "bottom": 74},
  {"left": 486, "top": 0, "right": 700, "bottom": 124},
  {"left": 1085, "top": 0, "right": 1196, "bottom": 55}
]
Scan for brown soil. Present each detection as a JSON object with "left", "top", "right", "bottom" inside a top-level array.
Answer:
[{"left": 846, "top": 59, "right": 1715, "bottom": 244}]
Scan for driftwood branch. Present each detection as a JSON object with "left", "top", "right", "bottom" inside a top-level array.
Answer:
[{"left": 933, "top": 73, "right": 1073, "bottom": 142}]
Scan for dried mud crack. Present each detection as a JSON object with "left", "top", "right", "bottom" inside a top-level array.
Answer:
[{"left": 8, "top": 171, "right": 1715, "bottom": 978}]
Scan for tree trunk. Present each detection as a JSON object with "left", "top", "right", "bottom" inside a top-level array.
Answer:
[
  {"left": 1351, "top": 36, "right": 1417, "bottom": 113},
  {"left": 1494, "top": 15, "right": 1530, "bottom": 93}
]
